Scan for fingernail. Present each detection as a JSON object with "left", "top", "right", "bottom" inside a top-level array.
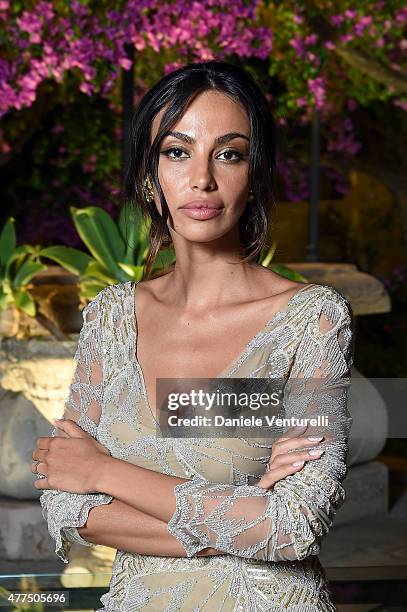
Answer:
[
  {"left": 293, "top": 460, "right": 305, "bottom": 466},
  {"left": 309, "top": 449, "right": 324, "bottom": 456},
  {"left": 308, "top": 436, "right": 323, "bottom": 441}
]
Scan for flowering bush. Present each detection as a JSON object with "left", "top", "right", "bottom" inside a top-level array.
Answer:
[
  {"left": 0, "top": 1, "right": 406, "bottom": 247},
  {"left": 0, "top": 0, "right": 272, "bottom": 116},
  {"left": 255, "top": 0, "right": 406, "bottom": 201}
]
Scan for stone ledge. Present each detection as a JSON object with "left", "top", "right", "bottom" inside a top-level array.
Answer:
[{"left": 283, "top": 262, "right": 391, "bottom": 315}]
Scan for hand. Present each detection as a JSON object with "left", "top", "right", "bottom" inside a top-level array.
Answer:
[
  {"left": 257, "top": 425, "right": 326, "bottom": 490},
  {"left": 32, "top": 419, "right": 111, "bottom": 494}
]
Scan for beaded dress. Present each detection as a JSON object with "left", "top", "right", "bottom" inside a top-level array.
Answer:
[{"left": 40, "top": 280, "right": 354, "bottom": 611}]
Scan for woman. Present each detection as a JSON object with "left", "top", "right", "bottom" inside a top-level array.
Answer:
[{"left": 32, "top": 61, "right": 354, "bottom": 611}]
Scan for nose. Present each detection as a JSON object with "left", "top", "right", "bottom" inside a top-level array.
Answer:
[{"left": 189, "top": 156, "right": 216, "bottom": 191}]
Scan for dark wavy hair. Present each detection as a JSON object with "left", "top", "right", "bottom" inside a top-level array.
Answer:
[{"left": 122, "top": 60, "right": 277, "bottom": 279}]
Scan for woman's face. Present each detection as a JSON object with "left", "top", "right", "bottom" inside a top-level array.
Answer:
[{"left": 149, "top": 90, "right": 251, "bottom": 246}]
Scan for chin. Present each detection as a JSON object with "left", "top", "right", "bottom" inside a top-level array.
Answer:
[{"left": 174, "top": 225, "right": 230, "bottom": 243}]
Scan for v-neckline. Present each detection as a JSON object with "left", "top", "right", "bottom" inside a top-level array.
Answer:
[{"left": 130, "top": 279, "right": 316, "bottom": 427}]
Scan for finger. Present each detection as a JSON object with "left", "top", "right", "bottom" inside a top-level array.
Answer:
[
  {"left": 54, "top": 428, "right": 70, "bottom": 439},
  {"left": 258, "top": 461, "right": 306, "bottom": 489},
  {"left": 31, "top": 461, "right": 47, "bottom": 476},
  {"left": 31, "top": 460, "right": 46, "bottom": 475},
  {"left": 32, "top": 449, "right": 48, "bottom": 462},
  {"left": 270, "top": 448, "right": 324, "bottom": 468},
  {"left": 273, "top": 433, "right": 324, "bottom": 456},
  {"left": 53, "top": 419, "right": 90, "bottom": 438},
  {"left": 274, "top": 424, "right": 308, "bottom": 443},
  {"left": 33, "top": 476, "right": 50, "bottom": 490},
  {"left": 36, "top": 437, "right": 53, "bottom": 450}
]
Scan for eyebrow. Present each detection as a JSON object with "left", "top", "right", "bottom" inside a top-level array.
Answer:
[{"left": 164, "top": 131, "right": 250, "bottom": 146}]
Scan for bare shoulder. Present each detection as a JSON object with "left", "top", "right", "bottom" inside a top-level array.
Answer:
[
  {"left": 256, "top": 267, "right": 350, "bottom": 303},
  {"left": 249, "top": 265, "right": 310, "bottom": 299},
  {"left": 134, "top": 273, "right": 172, "bottom": 304},
  {"left": 255, "top": 268, "right": 353, "bottom": 327}
]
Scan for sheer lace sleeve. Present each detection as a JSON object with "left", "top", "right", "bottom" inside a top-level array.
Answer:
[
  {"left": 39, "top": 290, "right": 113, "bottom": 564},
  {"left": 167, "top": 288, "right": 354, "bottom": 561}
]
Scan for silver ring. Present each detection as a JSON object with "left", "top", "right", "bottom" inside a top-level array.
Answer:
[{"left": 33, "top": 460, "right": 46, "bottom": 479}]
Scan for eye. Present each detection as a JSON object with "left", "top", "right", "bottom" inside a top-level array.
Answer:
[
  {"left": 161, "top": 147, "right": 189, "bottom": 160},
  {"left": 160, "top": 147, "right": 247, "bottom": 162},
  {"left": 217, "top": 149, "right": 245, "bottom": 162}
]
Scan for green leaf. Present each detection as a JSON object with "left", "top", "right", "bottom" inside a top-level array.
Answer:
[
  {"left": 139, "top": 245, "right": 150, "bottom": 263},
  {"left": 4, "top": 245, "right": 37, "bottom": 278},
  {"left": 12, "top": 288, "right": 36, "bottom": 316},
  {"left": 260, "top": 241, "right": 277, "bottom": 267},
  {"left": 78, "top": 279, "right": 110, "bottom": 301},
  {"left": 12, "top": 260, "right": 47, "bottom": 289},
  {"left": 117, "top": 262, "right": 144, "bottom": 280},
  {"left": 71, "top": 206, "right": 124, "bottom": 273},
  {"left": 40, "top": 246, "right": 92, "bottom": 276},
  {"left": 118, "top": 203, "right": 149, "bottom": 265},
  {"left": 268, "top": 263, "right": 309, "bottom": 282},
  {"left": 0, "top": 218, "right": 16, "bottom": 268},
  {"left": 84, "top": 260, "right": 119, "bottom": 286},
  {"left": 0, "top": 286, "right": 12, "bottom": 311}
]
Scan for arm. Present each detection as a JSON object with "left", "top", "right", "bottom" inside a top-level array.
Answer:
[
  {"left": 98, "top": 288, "right": 353, "bottom": 562},
  {"left": 39, "top": 290, "right": 219, "bottom": 562},
  {"left": 77, "top": 498, "right": 220, "bottom": 557},
  {"left": 39, "top": 290, "right": 114, "bottom": 564}
]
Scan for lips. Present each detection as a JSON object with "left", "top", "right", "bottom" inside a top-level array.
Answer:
[{"left": 180, "top": 200, "right": 223, "bottom": 210}]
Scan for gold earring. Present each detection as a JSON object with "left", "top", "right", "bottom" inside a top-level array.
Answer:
[
  {"left": 248, "top": 191, "right": 254, "bottom": 203},
  {"left": 143, "top": 175, "right": 154, "bottom": 203}
]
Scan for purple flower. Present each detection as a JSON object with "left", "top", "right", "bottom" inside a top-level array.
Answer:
[
  {"left": 17, "top": 12, "right": 43, "bottom": 35},
  {"left": 330, "top": 15, "right": 345, "bottom": 26},
  {"left": 394, "top": 100, "right": 407, "bottom": 111},
  {"left": 308, "top": 77, "right": 325, "bottom": 109},
  {"left": 289, "top": 36, "right": 306, "bottom": 57},
  {"left": 119, "top": 57, "right": 132, "bottom": 70},
  {"left": 327, "top": 116, "right": 362, "bottom": 155},
  {"left": 79, "top": 81, "right": 94, "bottom": 95},
  {"left": 395, "top": 8, "right": 407, "bottom": 24},
  {"left": 305, "top": 34, "right": 317, "bottom": 46},
  {"left": 359, "top": 15, "right": 373, "bottom": 26}
]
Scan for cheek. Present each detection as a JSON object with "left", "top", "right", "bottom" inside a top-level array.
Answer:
[
  {"left": 157, "top": 161, "right": 180, "bottom": 200},
  {"left": 158, "top": 159, "right": 181, "bottom": 180}
]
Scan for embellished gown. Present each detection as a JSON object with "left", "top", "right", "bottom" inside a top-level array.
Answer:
[{"left": 39, "top": 280, "right": 354, "bottom": 611}]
